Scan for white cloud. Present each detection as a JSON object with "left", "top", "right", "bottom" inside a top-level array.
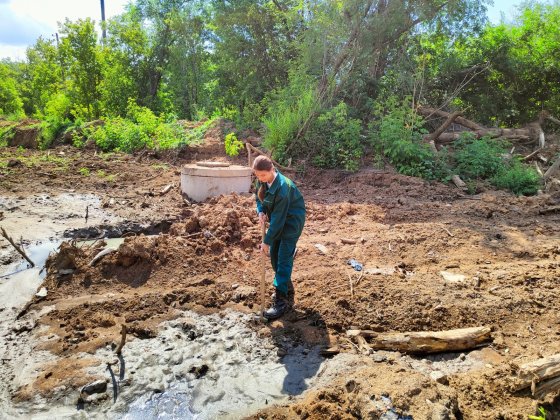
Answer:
[
  {"left": 0, "top": 3, "right": 52, "bottom": 46},
  {"left": 0, "top": 0, "right": 129, "bottom": 60}
]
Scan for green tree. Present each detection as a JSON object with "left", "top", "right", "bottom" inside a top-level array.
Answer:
[
  {"left": 0, "top": 62, "right": 24, "bottom": 117},
  {"left": 58, "top": 18, "right": 103, "bottom": 120},
  {"left": 210, "top": 0, "right": 300, "bottom": 114},
  {"left": 21, "top": 37, "right": 63, "bottom": 116}
]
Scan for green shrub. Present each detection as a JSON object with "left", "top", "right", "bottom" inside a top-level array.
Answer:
[
  {"left": 307, "top": 102, "right": 362, "bottom": 171},
  {"left": 263, "top": 73, "right": 319, "bottom": 163},
  {"left": 0, "top": 64, "right": 24, "bottom": 118},
  {"left": 491, "top": 160, "right": 541, "bottom": 195},
  {"left": 39, "top": 92, "right": 73, "bottom": 149},
  {"left": 224, "top": 132, "right": 244, "bottom": 156},
  {"left": 454, "top": 134, "right": 508, "bottom": 179},
  {"left": 82, "top": 100, "right": 193, "bottom": 152},
  {"left": 370, "top": 97, "right": 447, "bottom": 180}
]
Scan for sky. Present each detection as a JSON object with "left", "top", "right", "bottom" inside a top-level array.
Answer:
[
  {"left": 0, "top": 0, "right": 528, "bottom": 61},
  {"left": 0, "top": 0, "right": 129, "bottom": 60}
]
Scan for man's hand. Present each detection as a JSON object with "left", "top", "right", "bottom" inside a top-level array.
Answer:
[
  {"left": 260, "top": 242, "right": 270, "bottom": 255},
  {"left": 258, "top": 212, "right": 267, "bottom": 226}
]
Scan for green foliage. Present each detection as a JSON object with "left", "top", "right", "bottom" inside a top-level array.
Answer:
[
  {"left": 22, "top": 37, "right": 62, "bottom": 116},
  {"left": 307, "top": 102, "right": 362, "bottom": 171},
  {"left": 529, "top": 406, "right": 548, "bottom": 420},
  {"left": 263, "top": 72, "right": 319, "bottom": 162},
  {"left": 0, "top": 64, "right": 25, "bottom": 118},
  {"left": 78, "top": 167, "right": 91, "bottom": 176},
  {"left": 491, "top": 160, "right": 541, "bottom": 196},
  {"left": 0, "top": 125, "right": 16, "bottom": 147},
  {"left": 59, "top": 19, "right": 103, "bottom": 120},
  {"left": 370, "top": 97, "right": 446, "bottom": 180},
  {"left": 83, "top": 100, "right": 200, "bottom": 153},
  {"left": 38, "top": 92, "right": 74, "bottom": 149},
  {"left": 453, "top": 134, "right": 507, "bottom": 179},
  {"left": 453, "top": 133, "right": 540, "bottom": 195},
  {"left": 224, "top": 132, "right": 244, "bottom": 157}
]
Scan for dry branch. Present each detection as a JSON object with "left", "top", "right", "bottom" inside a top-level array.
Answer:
[
  {"left": 0, "top": 227, "right": 34, "bottom": 267},
  {"left": 245, "top": 143, "right": 293, "bottom": 172},
  {"left": 427, "top": 111, "right": 462, "bottom": 142},
  {"left": 346, "top": 326, "right": 492, "bottom": 354},
  {"left": 522, "top": 149, "right": 542, "bottom": 161},
  {"left": 418, "top": 106, "right": 483, "bottom": 131},
  {"left": 115, "top": 324, "right": 127, "bottom": 354}
]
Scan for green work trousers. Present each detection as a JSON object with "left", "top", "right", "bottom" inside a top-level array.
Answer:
[{"left": 270, "top": 237, "right": 298, "bottom": 295}]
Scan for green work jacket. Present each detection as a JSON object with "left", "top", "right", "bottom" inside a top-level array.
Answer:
[{"left": 255, "top": 171, "right": 305, "bottom": 246}]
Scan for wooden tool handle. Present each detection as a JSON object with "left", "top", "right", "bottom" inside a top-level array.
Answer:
[{"left": 260, "top": 222, "right": 266, "bottom": 318}]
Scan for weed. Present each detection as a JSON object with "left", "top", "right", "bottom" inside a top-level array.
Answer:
[
  {"left": 79, "top": 167, "right": 91, "bottom": 176},
  {"left": 491, "top": 160, "right": 541, "bottom": 195},
  {"left": 224, "top": 132, "right": 244, "bottom": 157},
  {"left": 529, "top": 406, "right": 547, "bottom": 420}
]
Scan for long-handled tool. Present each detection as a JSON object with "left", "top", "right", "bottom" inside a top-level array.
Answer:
[{"left": 260, "top": 221, "right": 266, "bottom": 321}]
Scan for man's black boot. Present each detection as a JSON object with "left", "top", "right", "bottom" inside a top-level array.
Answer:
[{"left": 263, "top": 288, "right": 290, "bottom": 320}]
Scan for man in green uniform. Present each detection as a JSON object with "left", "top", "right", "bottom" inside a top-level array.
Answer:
[{"left": 253, "top": 155, "right": 306, "bottom": 320}]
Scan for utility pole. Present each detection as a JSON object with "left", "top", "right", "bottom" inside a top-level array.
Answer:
[{"left": 100, "top": 0, "right": 107, "bottom": 41}]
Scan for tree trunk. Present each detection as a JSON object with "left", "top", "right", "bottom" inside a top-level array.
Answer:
[{"left": 346, "top": 326, "right": 492, "bottom": 354}]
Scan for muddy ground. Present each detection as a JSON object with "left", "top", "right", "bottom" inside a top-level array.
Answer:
[{"left": 1, "top": 125, "right": 560, "bottom": 419}]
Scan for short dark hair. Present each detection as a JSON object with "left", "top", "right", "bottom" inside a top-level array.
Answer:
[{"left": 252, "top": 155, "right": 273, "bottom": 171}]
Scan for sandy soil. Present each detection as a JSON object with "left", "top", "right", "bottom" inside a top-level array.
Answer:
[{"left": 1, "top": 124, "right": 560, "bottom": 419}]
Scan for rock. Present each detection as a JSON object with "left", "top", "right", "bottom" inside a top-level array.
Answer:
[
  {"left": 189, "top": 364, "right": 209, "bottom": 379},
  {"left": 81, "top": 380, "right": 107, "bottom": 396},
  {"left": 429, "top": 370, "right": 449, "bottom": 385},
  {"left": 439, "top": 271, "right": 468, "bottom": 284},
  {"left": 7, "top": 159, "right": 22, "bottom": 168},
  {"left": 314, "top": 243, "right": 329, "bottom": 255}
]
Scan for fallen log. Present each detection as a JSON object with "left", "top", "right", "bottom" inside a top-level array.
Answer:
[
  {"left": 418, "top": 106, "right": 484, "bottom": 131},
  {"left": 451, "top": 175, "right": 467, "bottom": 190},
  {"left": 346, "top": 326, "right": 492, "bottom": 354},
  {"left": 436, "top": 129, "right": 532, "bottom": 144},
  {"left": 512, "top": 353, "right": 560, "bottom": 398}
]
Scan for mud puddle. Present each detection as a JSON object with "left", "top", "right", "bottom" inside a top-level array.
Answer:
[{"left": 9, "top": 310, "right": 325, "bottom": 419}]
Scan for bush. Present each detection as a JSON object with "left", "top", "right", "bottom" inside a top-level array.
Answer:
[
  {"left": 39, "top": 92, "right": 74, "bottom": 149},
  {"left": 263, "top": 73, "right": 319, "bottom": 163},
  {"left": 370, "top": 97, "right": 447, "bottom": 180},
  {"left": 453, "top": 134, "right": 508, "bottom": 179},
  {"left": 0, "top": 64, "right": 25, "bottom": 118},
  {"left": 224, "top": 132, "right": 244, "bottom": 156},
  {"left": 307, "top": 102, "right": 363, "bottom": 171},
  {"left": 491, "top": 160, "right": 541, "bottom": 195},
  {"left": 81, "top": 100, "right": 201, "bottom": 153}
]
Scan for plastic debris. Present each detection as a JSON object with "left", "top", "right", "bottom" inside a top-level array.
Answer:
[{"left": 347, "top": 259, "right": 363, "bottom": 271}]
